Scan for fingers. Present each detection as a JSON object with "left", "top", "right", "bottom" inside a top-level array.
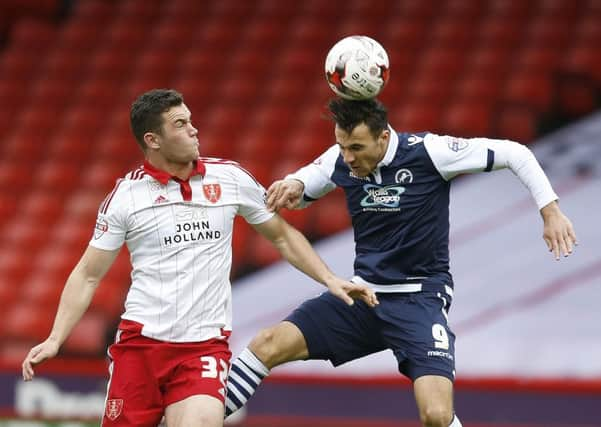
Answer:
[
  {"left": 545, "top": 230, "right": 577, "bottom": 260},
  {"left": 22, "top": 347, "right": 41, "bottom": 381}
]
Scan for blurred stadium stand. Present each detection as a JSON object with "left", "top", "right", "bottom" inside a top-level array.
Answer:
[{"left": 0, "top": 0, "right": 600, "bottom": 424}]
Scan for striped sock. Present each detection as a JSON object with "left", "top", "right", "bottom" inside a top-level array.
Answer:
[{"left": 225, "top": 348, "right": 270, "bottom": 418}]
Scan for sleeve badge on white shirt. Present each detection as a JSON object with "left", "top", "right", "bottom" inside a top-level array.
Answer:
[{"left": 448, "top": 137, "right": 469, "bottom": 152}]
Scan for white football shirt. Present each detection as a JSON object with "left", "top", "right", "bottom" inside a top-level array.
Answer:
[{"left": 90, "top": 158, "right": 274, "bottom": 342}]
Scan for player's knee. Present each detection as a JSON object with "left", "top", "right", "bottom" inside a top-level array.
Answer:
[
  {"left": 248, "top": 323, "right": 305, "bottom": 369},
  {"left": 248, "top": 326, "right": 284, "bottom": 368},
  {"left": 419, "top": 405, "right": 453, "bottom": 427}
]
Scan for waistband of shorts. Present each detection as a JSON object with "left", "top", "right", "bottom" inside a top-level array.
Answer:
[{"left": 351, "top": 275, "right": 453, "bottom": 298}]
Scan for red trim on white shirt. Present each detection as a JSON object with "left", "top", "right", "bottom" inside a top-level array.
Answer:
[{"left": 100, "top": 179, "right": 124, "bottom": 214}]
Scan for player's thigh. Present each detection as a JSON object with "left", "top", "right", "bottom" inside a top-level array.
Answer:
[
  {"left": 379, "top": 292, "right": 456, "bottom": 381},
  {"left": 285, "top": 292, "right": 384, "bottom": 366},
  {"left": 164, "top": 395, "right": 223, "bottom": 427},
  {"left": 102, "top": 341, "right": 163, "bottom": 426},
  {"left": 249, "top": 321, "right": 309, "bottom": 368},
  {"left": 413, "top": 375, "right": 454, "bottom": 425}
]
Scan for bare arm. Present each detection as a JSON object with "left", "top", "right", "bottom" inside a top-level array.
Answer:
[
  {"left": 22, "top": 245, "right": 120, "bottom": 380},
  {"left": 252, "top": 214, "right": 378, "bottom": 307},
  {"left": 540, "top": 201, "right": 578, "bottom": 260}
]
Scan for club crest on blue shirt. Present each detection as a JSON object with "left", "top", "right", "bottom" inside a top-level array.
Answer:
[
  {"left": 448, "top": 138, "right": 469, "bottom": 152},
  {"left": 394, "top": 168, "right": 413, "bottom": 184}
]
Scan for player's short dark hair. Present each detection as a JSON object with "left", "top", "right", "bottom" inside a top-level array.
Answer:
[
  {"left": 328, "top": 97, "right": 388, "bottom": 139},
  {"left": 130, "top": 89, "right": 184, "bottom": 151}
]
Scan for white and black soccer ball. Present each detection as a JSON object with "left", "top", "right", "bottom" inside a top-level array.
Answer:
[{"left": 325, "top": 35, "right": 390, "bottom": 100}]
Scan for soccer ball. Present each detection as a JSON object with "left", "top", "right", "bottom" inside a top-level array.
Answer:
[{"left": 325, "top": 35, "right": 390, "bottom": 100}]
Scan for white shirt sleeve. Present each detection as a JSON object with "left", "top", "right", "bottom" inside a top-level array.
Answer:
[
  {"left": 424, "top": 134, "right": 558, "bottom": 210},
  {"left": 89, "top": 179, "right": 129, "bottom": 250},
  {"left": 285, "top": 144, "right": 339, "bottom": 207},
  {"left": 236, "top": 169, "right": 276, "bottom": 225}
]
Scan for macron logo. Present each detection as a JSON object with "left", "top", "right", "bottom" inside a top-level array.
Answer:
[{"left": 154, "top": 195, "right": 168, "bottom": 204}]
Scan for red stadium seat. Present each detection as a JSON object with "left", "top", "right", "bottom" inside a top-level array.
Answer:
[
  {"left": 525, "top": 17, "right": 571, "bottom": 49},
  {"left": 503, "top": 72, "right": 554, "bottom": 114},
  {"left": 487, "top": 0, "right": 532, "bottom": 19},
  {"left": 4, "top": 305, "right": 54, "bottom": 342},
  {"left": 103, "top": 19, "right": 147, "bottom": 50},
  {"left": 407, "top": 72, "right": 455, "bottom": 105},
  {"left": 555, "top": 72, "right": 598, "bottom": 118},
  {"left": 62, "top": 312, "right": 109, "bottom": 355},
  {"left": 0, "top": 193, "right": 17, "bottom": 228},
  {"left": 21, "top": 272, "right": 64, "bottom": 307},
  {"left": 442, "top": 99, "right": 493, "bottom": 137},
  {"left": 429, "top": 19, "right": 475, "bottom": 48},
  {"left": 20, "top": 189, "right": 65, "bottom": 226},
  {"left": 117, "top": 0, "right": 162, "bottom": 21},
  {"left": 8, "top": 17, "right": 56, "bottom": 50},
  {"left": 477, "top": 18, "right": 524, "bottom": 48},
  {"left": 309, "top": 190, "right": 351, "bottom": 238},
  {"left": 0, "top": 47, "right": 37, "bottom": 82},
  {"left": 493, "top": 104, "right": 538, "bottom": 143},
  {"left": 0, "top": 249, "right": 31, "bottom": 285},
  {"left": 562, "top": 43, "right": 601, "bottom": 84},
  {"left": 34, "top": 161, "right": 82, "bottom": 195},
  {"left": 455, "top": 72, "right": 503, "bottom": 100},
  {"left": 0, "top": 159, "right": 32, "bottom": 192},
  {"left": 51, "top": 215, "right": 94, "bottom": 250},
  {"left": 134, "top": 49, "right": 179, "bottom": 83},
  {"left": 514, "top": 47, "right": 561, "bottom": 73},
  {"left": 56, "top": 20, "right": 102, "bottom": 51},
  {"left": 28, "top": 78, "right": 73, "bottom": 110},
  {"left": 70, "top": 0, "right": 113, "bottom": 24},
  {"left": 241, "top": 19, "right": 287, "bottom": 49},
  {"left": 244, "top": 233, "right": 281, "bottom": 269},
  {"left": 88, "top": 48, "right": 135, "bottom": 81},
  {"left": 391, "top": 101, "right": 444, "bottom": 134}
]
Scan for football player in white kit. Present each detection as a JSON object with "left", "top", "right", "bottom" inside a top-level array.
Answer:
[{"left": 21, "top": 89, "right": 378, "bottom": 427}]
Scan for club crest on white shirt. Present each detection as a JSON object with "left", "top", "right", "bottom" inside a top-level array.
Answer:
[{"left": 203, "top": 183, "right": 222, "bottom": 203}]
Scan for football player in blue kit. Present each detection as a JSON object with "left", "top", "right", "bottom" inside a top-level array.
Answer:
[{"left": 224, "top": 98, "right": 577, "bottom": 427}]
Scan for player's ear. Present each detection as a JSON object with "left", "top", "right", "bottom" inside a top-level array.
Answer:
[
  {"left": 144, "top": 132, "right": 160, "bottom": 150},
  {"left": 379, "top": 128, "right": 390, "bottom": 144}
]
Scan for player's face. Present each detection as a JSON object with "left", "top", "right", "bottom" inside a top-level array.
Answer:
[
  {"left": 335, "top": 123, "right": 389, "bottom": 177},
  {"left": 154, "top": 104, "right": 199, "bottom": 163}
]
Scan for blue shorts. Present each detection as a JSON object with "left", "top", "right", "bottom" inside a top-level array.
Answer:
[{"left": 285, "top": 291, "right": 456, "bottom": 382}]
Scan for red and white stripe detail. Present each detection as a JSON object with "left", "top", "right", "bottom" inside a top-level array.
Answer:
[{"left": 99, "top": 178, "right": 124, "bottom": 215}]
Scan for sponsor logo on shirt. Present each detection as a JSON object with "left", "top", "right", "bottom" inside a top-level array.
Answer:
[
  {"left": 349, "top": 171, "right": 371, "bottom": 181},
  {"left": 162, "top": 221, "right": 222, "bottom": 246},
  {"left": 408, "top": 135, "right": 424, "bottom": 145},
  {"left": 427, "top": 350, "right": 454, "bottom": 360},
  {"left": 154, "top": 195, "right": 169, "bottom": 204},
  {"left": 360, "top": 184, "right": 406, "bottom": 209}
]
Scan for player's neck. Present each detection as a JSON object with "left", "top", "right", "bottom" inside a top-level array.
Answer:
[{"left": 147, "top": 155, "right": 195, "bottom": 181}]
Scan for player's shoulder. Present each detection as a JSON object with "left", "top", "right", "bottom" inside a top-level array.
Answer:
[
  {"left": 396, "top": 132, "right": 433, "bottom": 148},
  {"left": 200, "top": 157, "right": 261, "bottom": 186}
]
